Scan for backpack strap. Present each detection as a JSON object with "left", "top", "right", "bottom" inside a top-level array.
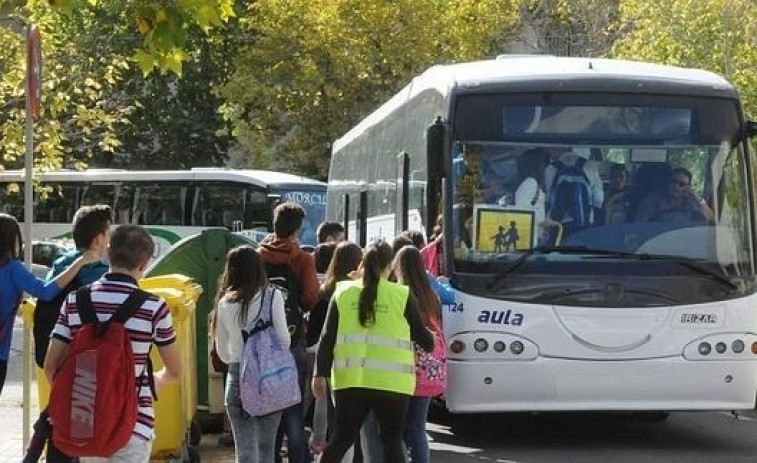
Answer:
[
  {"left": 111, "top": 289, "right": 151, "bottom": 325},
  {"left": 75, "top": 286, "right": 98, "bottom": 326},
  {"left": 241, "top": 287, "right": 275, "bottom": 341}
]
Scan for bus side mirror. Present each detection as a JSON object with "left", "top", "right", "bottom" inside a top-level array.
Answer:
[
  {"left": 266, "top": 194, "right": 282, "bottom": 231},
  {"left": 427, "top": 116, "right": 449, "bottom": 179},
  {"left": 747, "top": 121, "right": 757, "bottom": 139}
]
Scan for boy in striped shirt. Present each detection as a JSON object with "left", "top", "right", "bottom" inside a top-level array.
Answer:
[{"left": 44, "top": 225, "right": 182, "bottom": 462}]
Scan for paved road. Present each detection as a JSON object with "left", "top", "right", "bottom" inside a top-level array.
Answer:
[
  {"left": 197, "top": 407, "right": 757, "bottom": 462},
  {"left": 425, "top": 408, "right": 757, "bottom": 463}
]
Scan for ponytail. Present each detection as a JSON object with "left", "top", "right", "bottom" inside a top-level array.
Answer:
[{"left": 358, "top": 241, "right": 393, "bottom": 327}]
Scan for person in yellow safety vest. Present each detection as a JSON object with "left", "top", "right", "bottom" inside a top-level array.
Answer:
[{"left": 312, "top": 241, "right": 434, "bottom": 463}]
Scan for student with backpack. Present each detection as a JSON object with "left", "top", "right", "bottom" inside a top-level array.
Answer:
[
  {"left": 392, "top": 245, "right": 446, "bottom": 463},
  {"left": 258, "top": 202, "right": 319, "bottom": 463},
  {"left": 313, "top": 241, "right": 434, "bottom": 463},
  {"left": 0, "top": 213, "right": 100, "bottom": 396},
  {"left": 214, "top": 245, "right": 295, "bottom": 463},
  {"left": 43, "top": 225, "right": 182, "bottom": 462},
  {"left": 544, "top": 149, "right": 604, "bottom": 238},
  {"left": 35, "top": 205, "right": 111, "bottom": 369}
]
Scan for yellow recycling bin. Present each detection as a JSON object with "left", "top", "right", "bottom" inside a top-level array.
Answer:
[
  {"left": 21, "top": 274, "right": 202, "bottom": 462},
  {"left": 140, "top": 274, "right": 202, "bottom": 461}
]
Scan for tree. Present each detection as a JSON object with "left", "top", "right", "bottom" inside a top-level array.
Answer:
[
  {"left": 45, "top": 0, "right": 236, "bottom": 76},
  {"left": 218, "top": 0, "right": 521, "bottom": 179},
  {"left": 0, "top": 3, "right": 133, "bottom": 173},
  {"left": 94, "top": 15, "right": 246, "bottom": 169},
  {"left": 613, "top": 0, "right": 757, "bottom": 118},
  {"left": 516, "top": 0, "right": 621, "bottom": 57}
]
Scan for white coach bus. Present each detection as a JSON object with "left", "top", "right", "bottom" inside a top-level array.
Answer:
[
  {"left": 0, "top": 167, "right": 327, "bottom": 256},
  {"left": 326, "top": 55, "right": 757, "bottom": 413}
]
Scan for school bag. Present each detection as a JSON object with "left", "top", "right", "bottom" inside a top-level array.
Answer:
[
  {"left": 33, "top": 277, "right": 81, "bottom": 368},
  {"left": 264, "top": 262, "right": 305, "bottom": 346},
  {"left": 414, "top": 317, "right": 447, "bottom": 398},
  {"left": 240, "top": 285, "right": 301, "bottom": 417},
  {"left": 49, "top": 286, "right": 150, "bottom": 457},
  {"left": 547, "top": 158, "right": 594, "bottom": 230}
]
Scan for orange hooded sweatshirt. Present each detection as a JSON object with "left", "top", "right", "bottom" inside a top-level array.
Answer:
[{"left": 257, "top": 234, "right": 319, "bottom": 311}]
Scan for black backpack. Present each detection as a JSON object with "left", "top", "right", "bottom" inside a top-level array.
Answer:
[
  {"left": 263, "top": 262, "right": 305, "bottom": 347},
  {"left": 33, "top": 277, "right": 82, "bottom": 368},
  {"left": 547, "top": 158, "right": 594, "bottom": 229}
]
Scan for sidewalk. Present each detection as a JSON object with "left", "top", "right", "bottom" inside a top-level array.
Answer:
[{"left": 0, "top": 319, "right": 39, "bottom": 460}]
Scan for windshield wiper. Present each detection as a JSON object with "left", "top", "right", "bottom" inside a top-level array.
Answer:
[
  {"left": 488, "top": 245, "right": 738, "bottom": 291},
  {"left": 488, "top": 245, "right": 581, "bottom": 290}
]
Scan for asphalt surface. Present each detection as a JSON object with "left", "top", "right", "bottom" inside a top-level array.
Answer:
[{"left": 426, "top": 408, "right": 757, "bottom": 463}]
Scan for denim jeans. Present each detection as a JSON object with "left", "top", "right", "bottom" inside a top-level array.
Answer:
[
  {"left": 275, "top": 345, "right": 308, "bottom": 463},
  {"left": 403, "top": 397, "right": 431, "bottom": 463},
  {"left": 226, "top": 363, "right": 282, "bottom": 463}
]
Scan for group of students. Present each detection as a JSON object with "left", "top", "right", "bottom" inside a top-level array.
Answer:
[
  {"left": 213, "top": 204, "right": 451, "bottom": 463},
  {"left": 0, "top": 205, "right": 182, "bottom": 462},
  {"left": 0, "top": 199, "right": 447, "bottom": 462}
]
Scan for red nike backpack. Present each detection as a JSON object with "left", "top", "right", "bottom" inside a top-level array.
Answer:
[{"left": 49, "top": 286, "right": 150, "bottom": 457}]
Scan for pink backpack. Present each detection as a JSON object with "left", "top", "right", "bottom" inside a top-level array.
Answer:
[
  {"left": 414, "top": 317, "right": 447, "bottom": 397},
  {"left": 240, "top": 285, "right": 301, "bottom": 416}
]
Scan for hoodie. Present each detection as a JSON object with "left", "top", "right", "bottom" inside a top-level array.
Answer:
[{"left": 257, "top": 234, "right": 319, "bottom": 311}]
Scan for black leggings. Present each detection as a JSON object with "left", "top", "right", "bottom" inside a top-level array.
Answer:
[
  {"left": 320, "top": 388, "right": 410, "bottom": 463},
  {"left": 0, "top": 360, "right": 7, "bottom": 397}
]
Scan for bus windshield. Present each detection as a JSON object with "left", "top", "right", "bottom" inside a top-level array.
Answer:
[{"left": 450, "top": 93, "right": 755, "bottom": 303}]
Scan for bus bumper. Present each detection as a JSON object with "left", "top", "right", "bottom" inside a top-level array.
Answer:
[{"left": 445, "top": 357, "right": 757, "bottom": 413}]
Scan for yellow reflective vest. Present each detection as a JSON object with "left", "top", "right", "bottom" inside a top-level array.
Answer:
[{"left": 331, "top": 279, "right": 415, "bottom": 395}]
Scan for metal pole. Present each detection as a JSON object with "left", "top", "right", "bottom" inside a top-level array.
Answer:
[{"left": 22, "top": 24, "right": 34, "bottom": 451}]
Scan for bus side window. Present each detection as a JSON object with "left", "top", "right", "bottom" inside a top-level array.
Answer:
[
  {"left": 80, "top": 183, "right": 116, "bottom": 210},
  {"left": 0, "top": 183, "right": 24, "bottom": 221},
  {"left": 193, "top": 182, "right": 246, "bottom": 230},
  {"left": 136, "top": 183, "right": 187, "bottom": 226},
  {"left": 244, "top": 189, "right": 268, "bottom": 229}
]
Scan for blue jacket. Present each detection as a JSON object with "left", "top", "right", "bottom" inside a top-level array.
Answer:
[
  {"left": 427, "top": 272, "right": 455, "bottom": 306},
  {"left": 0, "top": 259, "right": 62, "bottom": 360},
  {"left": 46, "top": 250, "right": 108, "bottom": 285}
]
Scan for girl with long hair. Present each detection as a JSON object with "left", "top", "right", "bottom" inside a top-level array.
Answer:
[
  {"left": 214, "top": 245, "right": 289, "bottom": 463},
  {"left": 0, "top": 213, "right": 98, "bottom": 395},
  {"left": 392, "top": 245, "right": 444, "bottom": 463},
  {"left": 313, "top": 241, "right": 434, "bottom": 463},
  {"left": 307, "top": 241, "right": 363, "bottom": 457}
]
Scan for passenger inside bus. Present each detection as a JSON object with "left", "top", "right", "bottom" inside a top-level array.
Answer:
[
  {"left": 634, "top": 167, "right": 715, "bottom": 223},
  {"left": 602, "top": 163, "right": 630, "bottom": 225}
]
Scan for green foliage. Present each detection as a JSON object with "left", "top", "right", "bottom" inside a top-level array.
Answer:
[
  {"left": 0, "top": 2, "right": 133, "bottom": 172},
  {"left": 613, "top": 0, "right": 757, "bottom": 118},
  {"left": 43, "top": 0, "right": 235, "bottom": 76},
  {"left": 101, "top": 20, "right": 243, "bottom": 169},
  {"left": 219, "top": 0, "right": 521, "bottom": 179}
]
